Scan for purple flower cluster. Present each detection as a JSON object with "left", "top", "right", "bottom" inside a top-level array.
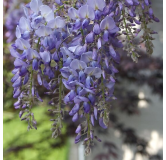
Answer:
[
  {"left": 10, "top": 0, "right": 67, "bottom": 130},
  {"left": 10, "top": 0, "right": 159, "bottom": 155}
]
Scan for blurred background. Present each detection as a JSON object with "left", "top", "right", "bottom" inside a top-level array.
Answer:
[{"left": 3, "top": 0, "right": 163, "bottom": 160}]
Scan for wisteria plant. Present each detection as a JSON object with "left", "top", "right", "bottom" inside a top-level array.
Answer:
[{"left": 10, "top": 0, "right": 159, "bottom": 155}]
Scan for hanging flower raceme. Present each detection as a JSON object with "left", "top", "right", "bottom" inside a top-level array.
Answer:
[{"left": 10, "top": 0, "right": 159, "bottom": 155}]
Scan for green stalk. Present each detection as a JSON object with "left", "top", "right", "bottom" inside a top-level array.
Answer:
[
  {"left": 122, "top": 10, "right": 131, "bottom": 43},
  {"left": 29, "top": 68, "right": 33, "bottom": 128},
  {"left": 122, "top": 10, "right": 136, "bottom": 59},
  {"left": 58, "top": 60, "right": 63, "bottom": 127},
  {"left": 80, "top": 29, "right": 85, "bottom": 43},
  {"left": 36, "top": 37, "right": 41, "bottom": 50},
  {"left": 101, "top": 75, "right": 105, "bottom": 102}
]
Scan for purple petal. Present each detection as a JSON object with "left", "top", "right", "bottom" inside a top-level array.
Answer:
[
  {"left": 88, "top": 94, "right": 95, "bottom": 105},
  {"left": 39, "top": 5, "right": 54, "bottom": 22},
  {"left": 109, "top": 45, "right": 116, "bottom": 58},
  {"left": 19, "top": 66, "right": 27, "bottom": 76},
  {"left": 37, "top": 73, "right": 42, "bottom": 85},
  {"left": 91, "top": 114, "right": 94, "bottom": 126},
  {"left": 125, "top": 0, "right": 133, "bottom": 5},
  {"left": 13, "top": 88, "right": 21, "bottom": 98},
  {"left": 79, "top": 88, "right": 95, "bottom": 96},
  {"left": 32, "top": 59, "right": 38, "bottom": 70},
  {"left": 132, "top": 0, "right": 139, "bottom": 5},
  {"left": 23, "top": 73, "right": 29, "bottom": 85},
  {"left": 90, "top": 131, "right": 94, "bottom": 139},
  {"left": 47, "top": 16, "right": 65, "bottom": 29},
  {"left": 75, "top": 134, "right": 81, "bottom": 143},
  {"left": 36, "top": 91, "right": 43, "bottom": 102},
  {"left": 79, "top": 5, "right": 95, "bottom": 20},
  {"left": 92, "top": 48, "right": 97, "bottom": 60},
  {"left": 82, "top": 19, "right": 90, "bottom": 29},
  {"left": 69, "top": 90, "right": 76, "bottom": 101},
  {"left": 12, "top": 77, "right": 22, "bottom": 88},
  {"left": 15, "top": 38, "right": 30, "bottom": 50},
  {"left": 84, "top": 67, "right": 102, "bottom": 78},
  {"left": 68, "top": 7, "right": 79, "bottom": 20},
  {"left": 144, "top": 0, "right": 149, "bottom": 6},
  {"left": 70, "top": 59, "right": 87, "bottom": 70},
  {"left": 35, "top": 26, "right": 53, "bottom": 37},
  {"left": 14, "top": 58, "right": 28, "bottom": 67},
  {"left": 30, "top": 0, "right": 42, "bottom": 13},
  {"left": 60, "top": 68, "right": 71, "bottom": 79},
  {"left": 83, "top": 102, "right": 90, "bottom": 113},
  {"left": 11, "top": 73, "right": 19, "bottom": 83},
  {"left": 94, "top": 107, "right": 98, "bottom": 120},
  {"left": 149, "top": 8, "right": 153, "bottom": 16},
  {"left": 81, "top": 51, "right": 93, "bottom": 63},
  {"left": 87, "top": 0, "right": 106, "bottom": 11},
  {"left": 60, "top": 47, "right": 74, "bottom": 59},
  {"left": 69, "top": 104, "right": 80, "bottom": 116},
  {"left": 10, "top": 47, "right": 21, "bottom": 58},
  {"left": 14, "top": 100, "right": 21, "bottom": 107},
  {"left": 85, "top": 32, "right": 94, "bottom": 43},
  {"left": 99, "top": 117, "right": 107, "bottom": 129},
  {"left": 39, "top": 51, "right": 51, "bottom": 63},
  {"left": 97, "top": 38, "right": 101, "bottom": 50},
  {"left": 74, "top": 96, "right": 89, "bottom": 103},
  {"left": 106, "top": 81, "right": 115, "bottom": 89},
  {"left": 16, "top": 25, "right": 21, "bottom": 39},
  {"left": 100, "top": 16, "right": 116, "bottom": 31},
  {"left": 19, "top": 17, "right": 31, "bottom": 32},
  {"left": 75, "top": 125, "right": 81, "bottom": 133},
  {"left": 93, "top": 23, "right": 101, "bottom": 35},
  {"left": 72, "top": 112, "right": 79, "bottom": 122},
  {"left": 103, "top": 30, "right": 109, "bottom": 42},
  {"left": 26, "top": 48, "right": 40, "bottom": 60}
]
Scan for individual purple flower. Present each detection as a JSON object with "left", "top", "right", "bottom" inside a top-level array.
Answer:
[
  {"left": 15, "top": 38, "right": 30, "bottom": 50},
  {"left": 100, "top": 16, "right": 119, "bottom": 34},
  {"left": 68, "top": 7, "right": 79, "bottom": 20},
  {"left": 47, "top": 16, "right": 65, "bottom": 29},
  {"left": 87, "top": 0, "right": 106, "bottom": 11},
  {"left": 35, "top": 26, "right": 53, "bottom": 37},
  {"left": 30, "top": 0, "right": 43, "bottom": 13},
  {"left": 78, "top": 5, "right": 95, "bottom": 20},
  {"left": 39, "top": 5, "right": 54, "bottom": 22}
]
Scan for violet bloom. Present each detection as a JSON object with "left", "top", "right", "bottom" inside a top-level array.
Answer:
[
  {"left": 100, "top": 16, "right": 119, "bottom": 42},
  {"left": 87, "top": 0, "right": 106, "bottom": 19},
  {"left": 68, "top": 7, "right": 79, "bottom": 20},
  {"left": 30, "top": 0, "right": 43, "bottom": 13},
  {"left": 100, "top": 16, "right": 119, "bottom": 33},
  {"left": 78, "top": 5, "right": 95, "bottom": 28},
  {"left": 87, "top": 0, "right": 106, "bottom": 11}
]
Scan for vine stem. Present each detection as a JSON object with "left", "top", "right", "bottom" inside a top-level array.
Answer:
[
  {"left": 58, "top": 60, "right": 63, "bottom": 127},
  {"left": 122, "top": 10, "right": 131, "bottom": 43},
  {"left": 122, "top": 10, "right": 137, "bottom": 60},
  {"left": 29, "top": 68, "right": 33, "bottom": 129}
]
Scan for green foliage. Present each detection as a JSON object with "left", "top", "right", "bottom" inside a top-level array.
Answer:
[{"left": 3, "top": 106, "right": 69, "bottom": 160}]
